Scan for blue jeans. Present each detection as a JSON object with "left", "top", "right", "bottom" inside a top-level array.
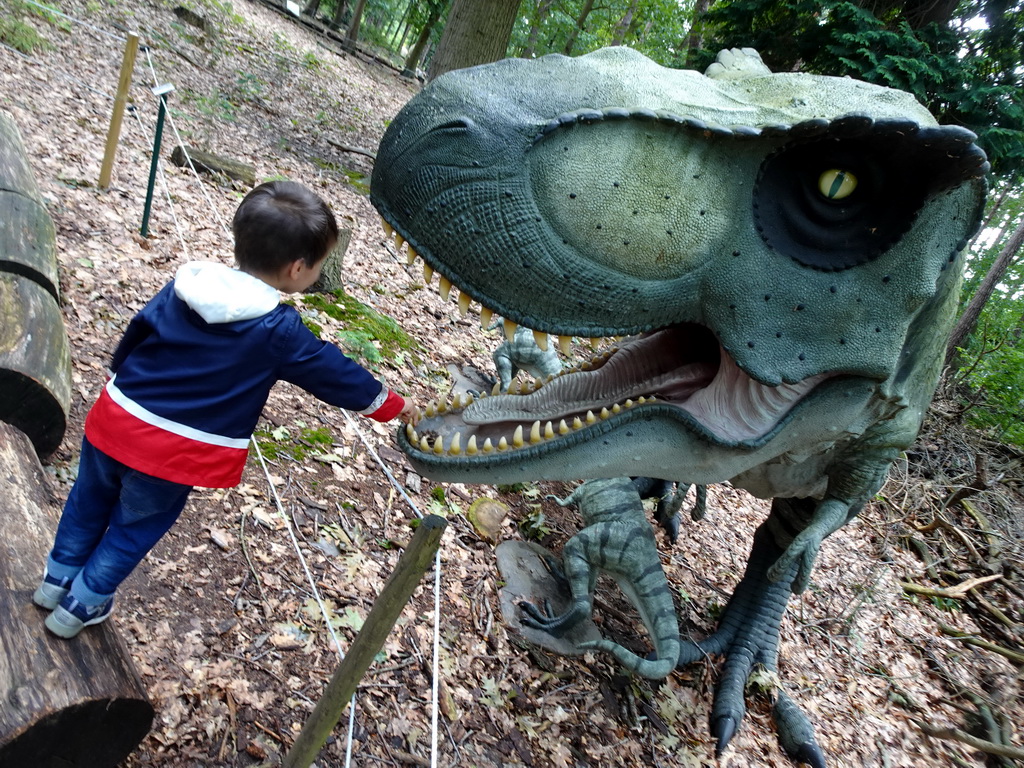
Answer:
[{"left": 47, "top": 438, "right": 193, "bottom": 604}]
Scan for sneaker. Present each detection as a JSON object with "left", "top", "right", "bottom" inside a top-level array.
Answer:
[
  {"left": 33, "top": 571, "right": 72, "bottom": 611},
  {"left": 45, "top": 594, "right": 114, "bottom": 639}
]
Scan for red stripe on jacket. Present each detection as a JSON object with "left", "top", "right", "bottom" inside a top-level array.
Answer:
[{"left": 85, "top": 389, "right": 249, "bottom": 488}]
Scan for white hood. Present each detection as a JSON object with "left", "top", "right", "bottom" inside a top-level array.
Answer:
[{"left": 173, "top": 261, "right": 280, "bottom": 323}]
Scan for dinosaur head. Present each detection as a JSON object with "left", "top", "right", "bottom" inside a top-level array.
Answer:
[{"left": 371, "top": 48, "right": 987, "bottom": 487}]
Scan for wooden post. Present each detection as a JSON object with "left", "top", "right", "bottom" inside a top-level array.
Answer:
[
  {"left": 98, "top": 32, "right": 139, "bottom": 190},
  {"left": 0, "top": 423, "right": 154, "bottom": 766},
  {"left": 283, "top": 514, "right": 447, "bottom": 768}
]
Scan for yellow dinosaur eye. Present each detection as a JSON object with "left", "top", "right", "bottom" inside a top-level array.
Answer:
[
  {"left": 819, "top": 168, "right": 857, "bottom": 200},
  {"left": 815, "top": 167, "right": 856, "bottom": 199}
]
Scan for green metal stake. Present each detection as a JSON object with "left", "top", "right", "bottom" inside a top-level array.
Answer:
[
  {"left": 140, "top": 83, "right": 174, "bottom": 238},
  {"left": 283, "top": 514, "right": 448, "bottom": 768}
]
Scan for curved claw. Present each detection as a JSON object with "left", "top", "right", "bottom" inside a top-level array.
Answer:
[
  {"left": 712, "top": 714, "right": 738, "bottom": 757},
  {"left": 774, "top": 690, "right": 827, "bottom": 767}
]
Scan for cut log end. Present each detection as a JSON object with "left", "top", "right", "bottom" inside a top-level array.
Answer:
[
  {"left": 0, "top": 696, "right": 154, "bottom": 768},
  {"left": 0, "top": 369, "right": 67, "bottom": 458}
]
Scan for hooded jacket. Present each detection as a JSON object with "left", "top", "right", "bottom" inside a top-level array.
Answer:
[{"left": 85, "top": 261, "right": 404, "bottom": 487}]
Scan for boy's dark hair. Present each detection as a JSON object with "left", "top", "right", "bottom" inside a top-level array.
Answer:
[{"left": 232, "top": 181, "right": 339, "bottom": 272}]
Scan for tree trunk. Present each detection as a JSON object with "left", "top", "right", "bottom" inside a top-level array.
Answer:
[
  {"left": 427, "top": 0, "right": 521, "bottom": 81},
  {"left": 403, "top": 4, "right": 442, "bottom": 77},
  {"left": 562, "top": 0, "right": 595, "bottom": 56},
  {"left": 685, "top": 0, "right": 712, "bottom": 67},
  {"left": 610, "top": 0, "right": 640, "bottom": 46},
  {"left": 330, "top": 0, "right": 350, "bottom": 29},
  {"left": 345, "top": 0, "right": 368, "bottom": 43},
  {"left": 303, "top": 0, "right": 322, "bottom": 18},
  {"left": 946, "top": 218, "right": 1024, "bottom": 367},
  {"left": 521, "top": 0, "right": 554, "bottom": 58},
  {"left": 306, "top": 228, "right": 352, "bottom": 293},
  {"left": 0, "top": 422, "right": 154, "bottom": 766}
]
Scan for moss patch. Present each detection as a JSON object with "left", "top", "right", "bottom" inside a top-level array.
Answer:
[{"left": 300, "top": 289, "right": 422, "bottom": 368}]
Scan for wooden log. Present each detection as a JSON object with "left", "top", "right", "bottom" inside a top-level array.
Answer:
[
  {"left": 0, "top": 422, "right": 154, "bottom": 766},
  {"left": 170, "top": 144, "right": 256, "bottom": 186},
  {"left": 0, "top": 274, "right": 71, "bottom": 458},
  {"left": 0, "top": 110, "right": 60, "bottom": 300}
]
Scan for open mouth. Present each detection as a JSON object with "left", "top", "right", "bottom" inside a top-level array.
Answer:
[{"left": 384, "top": 219, "right": 833, "bottom": 457}]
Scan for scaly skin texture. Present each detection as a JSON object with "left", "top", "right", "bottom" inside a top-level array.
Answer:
[
  {"left": 519, "top": 478, "right": 681, "bottom": 680},
  {"left": 492, "top": 325, "right": 563, "bottom": 392},
  {"left": 371, "top": 48, "right": 988, "bottom": 763}
]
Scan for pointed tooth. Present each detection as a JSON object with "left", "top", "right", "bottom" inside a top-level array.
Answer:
[
  {"left": 423, "top": 263, "right": 434, "bottom": 283},
  {"left": 572, "top": 416, "right": 584, "bottom": 430},
  {"left": 558, "top": 335, "right": 572, "bottom": 355},
  {"left": 419, "top": 435, "right": 430, "bottom": 452},
  {"left": 439, "top": 276, "right": 452, "bottom": 301},
  {"left": 405, "top": 246, "right": 417, "bottom": 266},
  {"left": 480, "top": 306, "right": 494, "bottom": 329},
  {"left": 558, "top": 419, "right": 570, "bottom": 435},
  {"left": 405, "top": 423, "right": 415, "bottom": 441},
  {"left": 512, "top": 425, "right": 525, "bottom": 448},
  {"left": 492, "top": 381, "right": 501, "bottom": 396},
  {"left": 395, "top": 233, "right": 406, "bottom": 251},
  {"left": 381, "top": 218, "right": 394, "bottom": 238},
  {"left": 600, "top": 407, "right": 610, "bottom": 420},
  {"left": 508, "top": 379, "right": 519, "bottom": 395},
  {"left": 544, "top": 421, "right": 555, "bottom": 439},
  {"left": 437, "top": 399, "right": 448, "bottom": 414},
  {"left": 452, "top": 393, "right": 462, "bottom": 410},
  {"left": 611, "top": 403, "right": 622, "bottom": 414},
  {"left": 503, "top": 319, "right": 518, "bottom": 342},
  {"left": 497, "top": 436, "right": 509, "bottom": 451},
  {"left": 586, "top": 410, "right": 597, "bottom": 425},
  {"left": 425, "top": 402, "right": 437, "bottom": 418},
  {"left": 533, "top": 330, "right": 549, "bottom": 351},
  {"left": 648, "top": 396, "right": 657, "bottom": 403},
  {"left": 482, "top": 438, "right": 494, "bottom": 453},
  {"left": 463, "top": 393, "right": 474, "bottom": 407},
  {"left": 529, "top": 421, "right": 541, "bottom": 444},
  {"left": 581, "top": 361, "right": 593, "bottom": 371},
  {"left": 458, "top": 291, "right": 471, "bottom": 316},
  {"left": 638, "top": 396, "right": 647, "bottom": 404},
  {"left": 625, "top": 398, "right": 634, "bottom": 408},
  {"left": 432, "top": 436, "right": 445, "bottom": 454},
  {"left": 448, "top": 433, "right": 461, "bottom": 455},
  {"left": 466, "top": 435, "right": 478, "bottom": 455},
  {"left": 590, "top": 337, "right": 601, "bottom": 346}
]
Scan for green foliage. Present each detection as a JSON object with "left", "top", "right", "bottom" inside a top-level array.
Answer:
[
  {"left": 518, "top": 504, "right": 552, "bottom": 541},
  {"left": 698, "top": 0, "right": 1024, "bottom": 179},
  {"left": 0, "top": 0, "right": 57, "bottom": 53},
  {"left": 254, "top": 423, "right": 335, "bottom": 461}
]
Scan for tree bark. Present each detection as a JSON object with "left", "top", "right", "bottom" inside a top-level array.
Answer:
[
  {"left": 0, "top": 109, "right": 71, "bottom": 459},
  {"left": 427, "top": 0, "right": 522, "bottom": 81},
  {"left": 521, "top": 0, "right": 554, "bottom": 58},
  {"left": 170, "top": 145, "right": 256, "bottom": 186},
  {"left": 685, "top": 0, "right": 712, "bottom": 68},
  {"left": 945, "top": 218, "right": 1024, "bottom": 367},
  {"left": 611, "top": 0, "right": 640, "bottom": 46},
  {"left": 403, "top": 3, "right": 443, "bottom": 77},
  {"left": 0, "top": 422, "right": 154, "bottom": 766},
  {"left": 345, "top": 0, "right": 368, "bottom": 43},
  {"left": 562, "top": 0, "right": 595, "bottom": 56}
]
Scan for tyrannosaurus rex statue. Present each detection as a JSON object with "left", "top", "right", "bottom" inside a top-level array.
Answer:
[{"left": 369, "top": 47, "right": 988, "bottom": 765}]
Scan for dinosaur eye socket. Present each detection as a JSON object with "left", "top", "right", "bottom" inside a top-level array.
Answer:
[
  {"left": 754, "top": 137, "right": 929, "bottom": 271},
  {"left": 818, "top": 168, "right": 857, "bottom": 200}
]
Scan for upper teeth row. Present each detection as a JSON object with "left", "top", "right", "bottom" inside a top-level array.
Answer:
[{"left": 384, "top": 219, "right": 605, "bottom": 354}]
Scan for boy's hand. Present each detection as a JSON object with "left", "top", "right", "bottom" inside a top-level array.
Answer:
[{"left": 397, "top": 400, "right": 418, "bottom": 424}]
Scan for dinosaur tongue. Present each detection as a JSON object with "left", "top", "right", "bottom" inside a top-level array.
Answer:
[{"left": 463, "top": 327, "right": 717, "bottom": 424}]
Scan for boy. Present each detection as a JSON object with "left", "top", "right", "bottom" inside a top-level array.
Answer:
[{"left": 34, "top": 180, "right": 416, "bottom": 638}]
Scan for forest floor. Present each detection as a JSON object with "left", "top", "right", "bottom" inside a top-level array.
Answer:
[{"left": 1, "top": 0, "right": 1022, "bottom": 766}]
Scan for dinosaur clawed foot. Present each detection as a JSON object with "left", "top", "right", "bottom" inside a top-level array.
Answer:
[
  {"left": 678, "top": 519, "right": 828, "bottom": 766},
  {"left": 518, "top": 598, "right": 587, "bottom": 638}
]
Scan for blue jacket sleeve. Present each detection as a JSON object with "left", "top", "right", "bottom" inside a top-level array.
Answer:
[{"left": 275, "top": 308, "right": 387, "bottom": 412}]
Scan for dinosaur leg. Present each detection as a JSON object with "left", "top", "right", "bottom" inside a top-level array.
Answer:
[{"left": 678, "top": 497, "right": 827, "bottom": 768}]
